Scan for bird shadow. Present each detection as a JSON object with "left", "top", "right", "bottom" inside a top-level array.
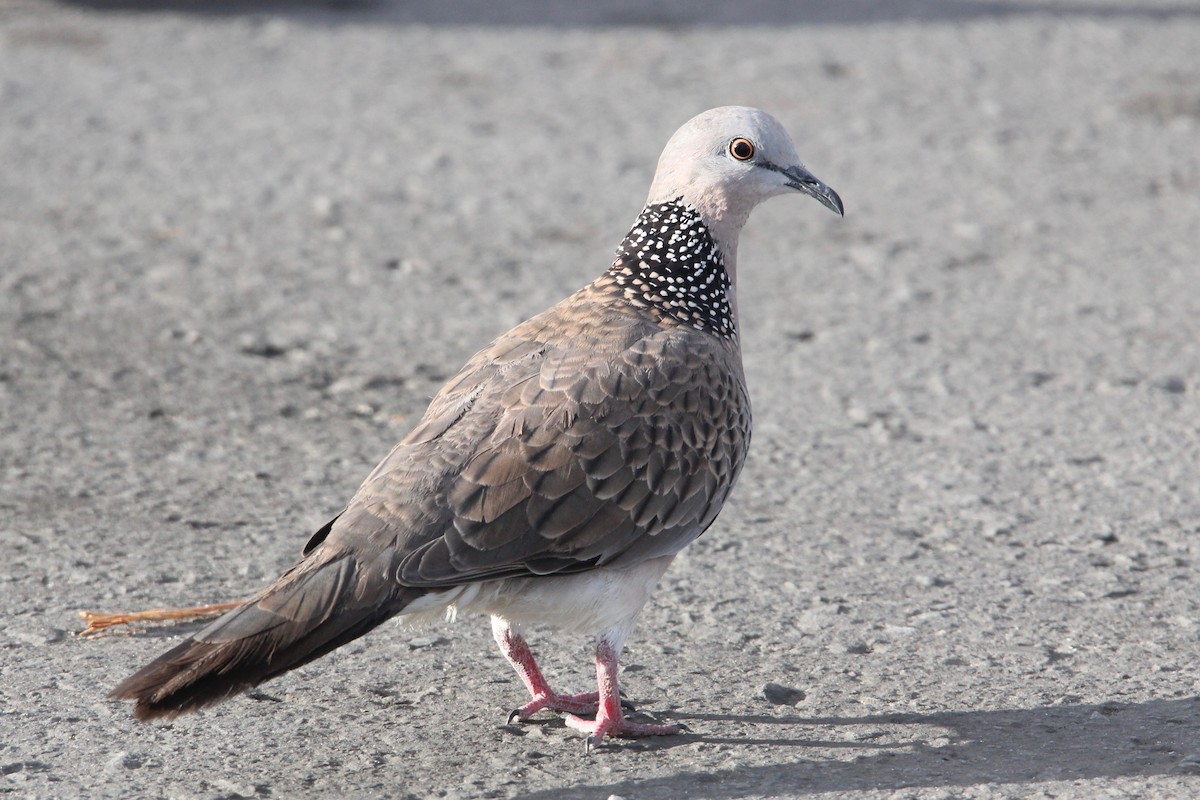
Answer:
[
  {"left": 515, "top": 696, "right": 1200, "bottom": 798},
  {"left": 52, "top": 0, "right": 1200, "bottom": 28}
]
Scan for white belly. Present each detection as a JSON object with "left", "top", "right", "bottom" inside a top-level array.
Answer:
[
  {"left": 469, "top": 554, "right": 676, "bottom": 634},
  {"left": 398, "top": 555, "right": 676, "bottom": 638}
]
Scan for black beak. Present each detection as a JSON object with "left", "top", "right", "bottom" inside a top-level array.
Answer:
[{"left": 781, "top": 164, "right": 844, "bottom": 217}]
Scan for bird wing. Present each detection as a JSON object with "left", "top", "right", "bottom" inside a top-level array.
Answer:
[{"left": 314, "top": 283, "right": 751, "bottom": 588}]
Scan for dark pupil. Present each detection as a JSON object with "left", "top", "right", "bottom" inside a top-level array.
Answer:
[{"left": 733, "top": 140, "right": 752, "bottom": 159}]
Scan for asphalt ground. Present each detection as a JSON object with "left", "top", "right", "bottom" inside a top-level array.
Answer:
[{"left": 2, "top": 2, "right": 1200, "bottom": 797}]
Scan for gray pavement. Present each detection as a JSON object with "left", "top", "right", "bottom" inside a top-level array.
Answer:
[{"left": 3, "top": 1, "right": 1200, "bottom": 797}]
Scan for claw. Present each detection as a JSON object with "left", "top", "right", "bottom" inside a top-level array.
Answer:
[{"left": 506, "top": 708, "right": 523, "bottom": 726}]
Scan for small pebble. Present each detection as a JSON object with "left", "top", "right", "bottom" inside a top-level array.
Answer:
[
  {"left": 762, "top": 682, "right": 806, "bottom": 706},
  {"left": 1152, "top": 375, "right": 1186, "bottom": 394}
]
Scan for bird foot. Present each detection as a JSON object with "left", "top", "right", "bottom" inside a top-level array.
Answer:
[
  {"left": 507, "top": 691, "right": 636, "bottom": 724},
  {"left": 565, "top": 712, "right": 682, "bottom": 753},
  {"left": 507, "top": 690, "right": 602, "bottom": 724}
]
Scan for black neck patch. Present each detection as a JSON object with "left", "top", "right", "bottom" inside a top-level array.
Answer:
[{"left": 608, "top": 200, "right": 735, "bottom": 338}]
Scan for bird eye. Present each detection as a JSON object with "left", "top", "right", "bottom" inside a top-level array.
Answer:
[{"left": 729, "top": 138, "right": 755, "bottom": 161}]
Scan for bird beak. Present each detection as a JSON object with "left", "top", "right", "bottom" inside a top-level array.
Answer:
[{"left": 782, "top": 165, "right": 844, "bottom": 217}]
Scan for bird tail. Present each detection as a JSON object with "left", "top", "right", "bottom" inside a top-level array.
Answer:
[{"left": 110, "top": 547, "right": 421, "bottom": 720}]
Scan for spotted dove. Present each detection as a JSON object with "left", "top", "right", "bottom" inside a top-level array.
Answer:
[{"left": 111, "top": 106, "right": 843, "bottom": 749}]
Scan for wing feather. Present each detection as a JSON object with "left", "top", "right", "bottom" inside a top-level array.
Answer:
[{"left": 320, "top": 284, "right": 751, "bottom": 587}]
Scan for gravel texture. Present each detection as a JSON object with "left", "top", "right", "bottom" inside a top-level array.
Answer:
[{"left": 3, "top": 1, "right": 1200, "bottom": 798}]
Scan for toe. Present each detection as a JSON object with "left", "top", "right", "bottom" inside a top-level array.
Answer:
[{"left": 564, "top": 711, "right": 682, "bottom": 749}]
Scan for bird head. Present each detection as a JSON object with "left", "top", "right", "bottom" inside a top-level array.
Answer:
[{"left": 646, "top": 106, "right": 843, "bottom": 240}]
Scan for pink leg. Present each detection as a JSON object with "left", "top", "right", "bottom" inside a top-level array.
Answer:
[
  {"left": 563, "top": 638, "right": 682, "bottom": 752},
  {"left": 492, "top": 618, "right": 604, "bottom": 723}
]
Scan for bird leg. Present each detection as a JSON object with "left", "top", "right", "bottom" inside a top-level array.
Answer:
[
  {"left": 492, "top": 618, "right": 606, "bottom": 723},
  {"left": 563, "top": 638, "right": 681, "bottom": 752}
]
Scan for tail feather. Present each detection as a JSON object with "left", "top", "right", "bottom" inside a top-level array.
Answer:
[{"left": 111, "top": 550, "right": 421, "bottom": 720}]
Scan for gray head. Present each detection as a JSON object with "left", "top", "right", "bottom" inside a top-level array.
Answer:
[{"left": 646, "top": 106, "right": 842, "bottom": 257}]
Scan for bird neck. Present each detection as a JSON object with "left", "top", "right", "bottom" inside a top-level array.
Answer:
[{"left": 607, "top": 199, "right": 738, "bottom": 339}]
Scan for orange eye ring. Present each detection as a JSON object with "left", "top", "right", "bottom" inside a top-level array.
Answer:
[{"left": 729, "top": 138, "right": 755, "bottom": 161}]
